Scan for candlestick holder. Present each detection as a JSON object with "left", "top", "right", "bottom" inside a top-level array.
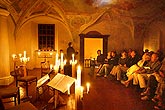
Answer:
[
  {"left": 37, "top": 50, "right": 55, "bottom": 62},
  {"left": 19, "top": 51, "right": 30, "bottom": 77}
]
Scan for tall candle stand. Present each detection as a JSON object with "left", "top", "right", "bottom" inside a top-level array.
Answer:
[
  {"left": 37, "top": 50, "right": 54, "bottom": 62},
  {"left": 20, "top": 51, "right": 30, "bottom": 77},
  {"left": 73, "top": 65, "right": 90, "bottom": 110},
  {"left": 12, "top": 54, "right": 20, "bottom": 71},
  {"left": 70, "top": 54, "right": 77, "bottom": 78}
]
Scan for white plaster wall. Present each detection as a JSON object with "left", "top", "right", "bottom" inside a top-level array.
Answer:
[
  {"left": 15, "top": 16, "right": 72, "bottom": 69},
  {"left": 8, "top": 15, "right": 16, "bottom": 72},
  {"left": 83, "top": 20, "right": 133, "bottom": 53},
  {"left": 144, "top": 20, "right": 165, "bottom": 52}
]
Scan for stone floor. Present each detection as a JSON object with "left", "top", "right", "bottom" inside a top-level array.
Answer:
[{"left": 1, "top": 67, "right": 155, "bottom": 110}]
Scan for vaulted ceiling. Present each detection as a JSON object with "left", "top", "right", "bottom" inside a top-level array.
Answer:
[
  {"left": 0, "top": 0, "right": 165, "bottom": 35},
  {"left": 1, "top": 0, "right": 165, "bottom": 20}
]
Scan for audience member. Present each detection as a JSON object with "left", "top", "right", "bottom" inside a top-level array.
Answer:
[
  {"left": 121, "top": 53, "right": 151, "bottom": 87},
  {"left": 135, "top": 53, "right": 161, "bottom": 90},
  {"left": 141, "top": 59, "right": 165, "bottom": 109},
  {"left": 97, "top": 51, "right": 118, "bottom": 77},
  {"left": 110, "top": 50, "right": 128, "bottom": 80}
]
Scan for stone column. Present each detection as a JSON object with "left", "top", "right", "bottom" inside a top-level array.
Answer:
[{"left": 0, "top": 8, "right": 14, "bottom": 85}]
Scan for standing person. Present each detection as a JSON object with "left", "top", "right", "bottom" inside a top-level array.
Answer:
[{"left": 67, "top": 42, "right": 76, "bottom": 61}]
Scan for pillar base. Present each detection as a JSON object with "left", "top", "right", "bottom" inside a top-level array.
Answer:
[{"left": 0, "top": 75, "right": 14, "bottom": 86}]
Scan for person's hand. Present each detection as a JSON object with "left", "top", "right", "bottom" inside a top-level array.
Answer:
[{"left": 159, "top": 71, "right": 165, "bottom": 78}]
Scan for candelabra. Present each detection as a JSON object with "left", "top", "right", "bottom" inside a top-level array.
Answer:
[
  {"left": 12, "top": 51, "right": 30, "bottom": 77},
  {"left": 37, "top": 50, "right": 54, "bottom": 62}
]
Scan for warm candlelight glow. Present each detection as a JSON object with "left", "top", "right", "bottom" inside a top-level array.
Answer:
[
  {"left": 24, "top": 51, "right": 26, "bottom": 58},
  {"left": 55, "top": 53, "right": 58, "bottom": 65},
  {"left": 50, "top": 64, "right": 53, "bottom": 70},
  {"left": 12, "top": 54, "right": 16, "bottom": 59},
  {"left": 38, "top": 52, "right": 41, "bottom": 56},
  {"left": 64, "top": 60, "right": 67, "bottom": 65},
  {"left": 72, "top": 54, "right": 74, "bottom": 62},
  {"left": 67, "top": 84, "right": 71, "bottom": 95},
  {"left": 54, "top": 65, "right": 59, "bottom": 73},
  {"left": 60, "top": 53, "right": 64, "bottom": 70},
  {"left": 80, "top": 86, "right": 84, "bottom": 98},
  {"left": 86, "top": 82, "right": 90, "bottom": 94},
  {"left": 77, "top": 65, "right": 81, "bottom": 86},
  {"left": 19, "top": 54, "right": 22, "bottom": 57}
]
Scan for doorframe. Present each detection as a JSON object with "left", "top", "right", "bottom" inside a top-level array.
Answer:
[{"left": 79, "top": 32, "right": 109, "bottom": 65}]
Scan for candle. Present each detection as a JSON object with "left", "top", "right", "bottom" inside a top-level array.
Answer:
[
  {"left": 38, "top": 52, "right": 41, "bottom": 56},
  {"left": 55, "top": 53, "right": 58, "bottom": 65},
  {"left": 86, "top": 83, "right": 90, "bottom": 94},
  {"left": 50, "top": 64, "right": 53, "bottom": 70},
  {"left": 67, "top": 84, "right": 70, "bottom": 95},
  {"left": 61, "top": 53, "right": 63, "bottom": 63},
  {"left": 80, "top": 86, "right": 84, "bottom": 98},
  {"left": 19, "top": 54, "right": 22, "bottom": 57},
  {"left": 64, "top": 60, "right": 67, "bottom": 65},
  {"left": 72, "top": 54, "right": 74, "bottom": 62},
  {"left": 77, "top": 65, "right": 81, "bottom": 86},
  {"left": 24, "top": 51, "right": 26, "bottom": 58},
  {"left": 54, "top": 65, "right": 59, "bottom": 73},
  {"left": 27, "top": 57, "right": 30, "bottom": 61},
  {"left": 60, "top": 53, "right": 64, "bottom": 70},
  {"left": 12, "top": 54, "right": 16, "bottom": 60}
]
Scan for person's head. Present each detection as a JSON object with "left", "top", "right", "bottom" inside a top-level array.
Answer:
[
  {"left": 60, "top": 49, "right": 63, "bottom": 53},
  {"left": 142, "top": 53, "right": 151, "bottom": 61},
  {"left": 68, "top": 42, "right": 72, "bottom": 47},
  {"left": 97, "top": 50, "right": 101, "bottom": 55},
  {"left": 107, "top": 51, "right": 111, "bottom": 57},
  {"left": 144, "top": 49, "right": 149, "bottom": 53},
  {"left": 121, "top": 51, "right": 127, "bottom": 58},
  {"left": 130, "top": 50, "right": 136, "bottom": 58},
  {"left": 151, "top": 53, "right": 159, "bottom": 62},
  {"left": 111, "top": 51, "right": 116, "bottom": 57}
]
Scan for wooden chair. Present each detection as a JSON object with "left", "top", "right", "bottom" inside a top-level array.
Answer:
[
  {"left": 14, "top": 66, "right": 37, "bottom": 97},
  {"left": 0, "top": 87, "right": 20, "bottom": 106},
  {"left": 41, "top": 61, "right": 50, "bottom": 77}
]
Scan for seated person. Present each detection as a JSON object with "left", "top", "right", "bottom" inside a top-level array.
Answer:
[
  {"left": 97, "top": 51, "right": 118, "bottom": 77},
  {"left": 95, "top": 50, "right": 105, "bottom": 72},
  {"left": 110, "top": 50, "right": 140, "bottom": 81},
  {"left": 121, "top": 52, "right": 151, "bottom": 87},
  {"left": 135, "top": 53, "right": 162, "bottom": 90},
  {"left": 110, "top": 50, "right": 128, "bottom": 80},
  {"left": 140, "top": 59, "right": 165, "bottom": 109},
  {"left": 95, "top": 50, "right": 104, "bottom": 66}
]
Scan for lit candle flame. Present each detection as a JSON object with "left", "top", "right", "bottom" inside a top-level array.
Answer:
[{"left": 86, "top": 82, "right": 90, "bottom": 94}]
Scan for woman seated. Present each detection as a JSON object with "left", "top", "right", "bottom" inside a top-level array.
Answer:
[
  {"left": 121, "top": 52, "right": 151, "bottom": 87},
  {"left": 140, "top": 59, "right": 165, "bottom": 109},
  {"left": 110, "top": 50, "right": 128, "bottom": 81},
  {"left": 97, "top": 51, "right": 118, "bottom": 77}
]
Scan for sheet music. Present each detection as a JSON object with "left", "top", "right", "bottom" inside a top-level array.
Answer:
[
  {"left": 37, "top": 74, "right": 50, "bottom": 87},
  {"left": 47, "top": 73, "right": 76, "bottom": 93}
]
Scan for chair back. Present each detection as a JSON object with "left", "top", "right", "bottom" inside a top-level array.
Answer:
[
  {"left": 0, "top": 97, "right": 5, "bottom": 110},
  {"left": 15, "top": 66, "right": 28, "bottom": 77},
  {"left": 41, "top": 61, "right": 50, "bottom": 77}
]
